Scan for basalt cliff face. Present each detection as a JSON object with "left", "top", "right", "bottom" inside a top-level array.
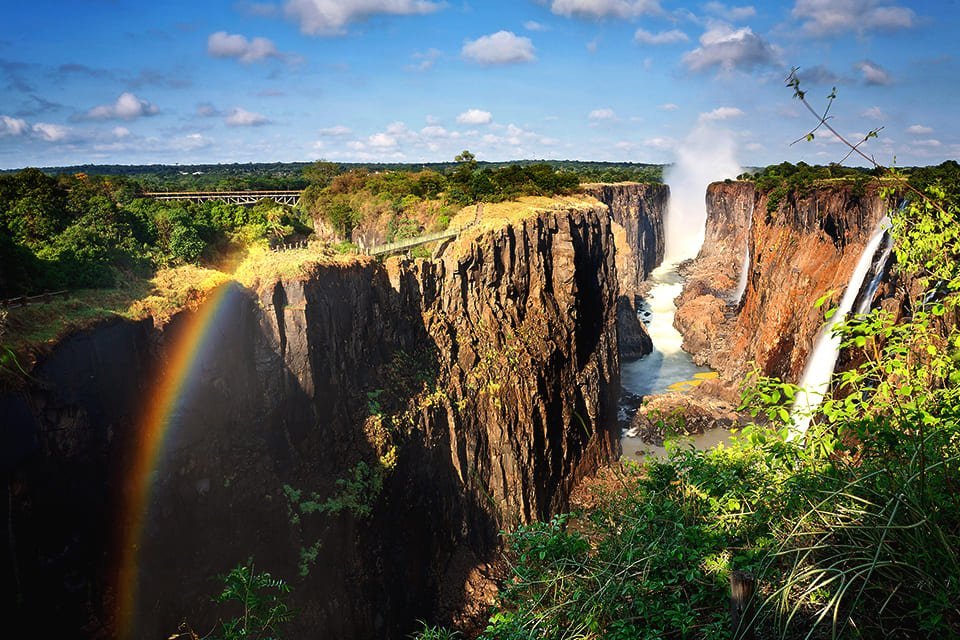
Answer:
[
  {"left": 676, "top": 181, "right": 892, "bottom": 388},
  {"left": 1, "top": 206, "right": 621, "bottom": 639},
  {"left": 584, "top": 183, "right": 668, "bottom": 358}
]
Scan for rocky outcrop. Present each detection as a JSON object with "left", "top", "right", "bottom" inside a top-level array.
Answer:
[
  {"left": 583, "top": 183, "right": 667, "bottom": 289},
  {"left": 676, "top": 181, "right": 892, "bottom": 385},
  {"left": 584, "top": 182, "right": 668, "bottom": 359},
  {"left": 1, "top": 207, "right": 621, "bottom": 639}
]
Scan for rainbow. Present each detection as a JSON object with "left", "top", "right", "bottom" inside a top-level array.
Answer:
[{"left": 115, "top": 283, "right": 237, "bottom": 639}]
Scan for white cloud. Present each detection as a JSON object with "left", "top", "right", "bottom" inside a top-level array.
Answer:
[
  {"left": 907, "top": 124, "right": 933, "bottom": 135},
  {"left": 32, "top": 122, "right": 70, "bottom": 142},
  {"left": 284, "top": 0, "right": 443, "bottom": 35},
  {"left": 226, "top": 107, "right": 269, "bottom": 126},
  {"left": 171, "top": 133, "right": 213, "bottom": 151},
  {"left": 207, "top": 31, "right": 281, "bottom": 63},
  {"left": 112, "top": 126, "right": 131, "bottom": 138},
  {"left": 659, "top": 103, "right": 680, "bottom": 111},
  {"left": 862, "top": 106, "right": 886, "bottom": 120},
  {"left": 682, "top": 23, "right": 781, "bottom": 73},
  {"left": 633, "top": 28, "right": 688, "bottom": 45},
  {"left": 0, "top": 115, "right": 29, "bottom": 136},
  {"left": 698, "top": 106, "right": 745, "bottom": 122},
  {"left": 421, "top": 125, "right": 457, "bottom": 138},
  {"left": 368, "top": 132, "right": 398, "bottom": 147},
  {"left": 643, "top": 136, "right": 676, "bottom": 150},
  {"left": 319, "top": 125, "right": 353, "bottom": 136},
  {"left": 85, "top": 92, "right": 159, "bottom": 120},
  {"left": 703, "top": 2, "right": 756, "bottom": 20},
  {"left": 524, "top": 20, "right": 549, "bottom": 31},
  {"left": 462, "top": 31, "right": 535, "bottom": 65},
  {"left": 588, "top": 108, "right": 617, "bottom": 121},
  {"left": 915, "top": 138, "right": 942, "bottom": 148},
  {"left": 549, "top": 0, "right": 662, "bottom": 19},
  {"left": 792, "top": 0, "right": 916, "bottom": 36},
  {"left": 457, "top": 108, "right": 493, "bottom": 125},
  {"left": 856, "top": 60, "right": 891, "bottom": 85},
  {"left": 586, "top": 37, "right": 600, "bottom": 53}
]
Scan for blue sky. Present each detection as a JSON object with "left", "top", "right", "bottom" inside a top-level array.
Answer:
[{"left": 1, "top": 0, "right": 958, "bottom": 169}]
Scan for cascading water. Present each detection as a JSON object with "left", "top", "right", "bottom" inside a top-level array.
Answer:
[
  {"left": 621, "top": 121, "right": 740, "bottom": 454},
  {"left": 732, "top": 200, "right": 754, "bottom": 304},
  {"left": 790, "top": 215, "right": 892, "bottom": 437},
  {"left": 733, "top": 245, "right": 750, "bottom": 304}
]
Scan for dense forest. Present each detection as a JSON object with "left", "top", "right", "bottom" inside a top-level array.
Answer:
[
  {"left": 0, "top": 154, "right": 630, "bottom": 298},
  {"left": 0, "top": 159, "right": 663, "bottom": 193}
]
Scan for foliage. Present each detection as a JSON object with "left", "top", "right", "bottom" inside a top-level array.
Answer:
[
  {"left": 475, "top": 169, "right": 960, "bottom": 638},
  {"left": 739, "top": 162, "right": 875, "bottom": 214},
  {"left": 172, "top": 559, "right": 294, "bottom": 640},
  {"left": 410, "top": 621, "right": 463, "bottom": 640},
  {"left": 0, "top": 169, "right": 309, "bottom": 297}
]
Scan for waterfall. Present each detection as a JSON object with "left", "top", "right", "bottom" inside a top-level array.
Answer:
[
  {"left": 790, "top": 215, "right": 892, "bottom": 437},
  {"left": 733, "top": 245, "right": 750, "bottom": 304},
  {"left": 732, "top": 199, "right": 754, "bottom": 305}
]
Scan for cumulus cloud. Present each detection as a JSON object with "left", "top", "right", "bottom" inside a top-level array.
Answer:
[
  {"left": 368, "top": 132, "right": 398, "bottom": 147},
  {"left": 84, "top": 92, "right": 159, "bottom": 120},
  {"left": 226, "top": 107, "right": 269, "bottom": 126},
  {"left": 644, "top": 136, "right": 676, "bottom": 150},
  {"left": 703, "top": 2, "right": 756, "bottom": 20},
  {"left": 524, "top": 20, "right": 549, "bottom": 31},
  {"left": 856, "top": 60, "right": 891, "bottom": 85},
  {"left": 907, "top": 124, "right": 933, "bottom": 135},
  {"left": 112, "top": 126, "right": 131, "bottom": 138},
  {"left": 0, "top": 114, "right": 28, "bottom": 136},
  {"left": 698, "top": 106, "right": 745, "bottom": 122},
  {"left": 633, "top": 28, "right": 688, "bottom": 45},
  {"left": 659, "top": 103, "right": 680, "bottom": 111},
  {"left": 862, "top": 106, "right": 886, "bottom": 120},
  {"left": 588, "top": 108, "right": 618, "bottom": 121},
  {"left": 792, "top": 0, "right": 916, "bottom": 36},
  {"left": 549, "top": 0, "right": 662, "bottom": 19},
  {"left": 207, "top": 31, "right": 282, "bottom": 63},
  {"left": 457, "top": 108, "right": 493, "bottom": 125},
  {"left": 284, "top": 0, "right": 443, "bottom": 35},
  {"left": 682, "top": 23, "right": 781, "bottom": 73},
  {"left": 462, "top": 31, "right": 535, "bottom": 65},
  {"left": 32, "top": 122, "right": 70, "bottom": 142}
]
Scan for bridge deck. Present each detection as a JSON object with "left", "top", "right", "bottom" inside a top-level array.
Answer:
[{"left": 143, "top": 190, "right": 303, "bottom": 205}]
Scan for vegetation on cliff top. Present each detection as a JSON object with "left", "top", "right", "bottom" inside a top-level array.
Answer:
[{"left": 425, "top": 174, "right": 960, "bottom": 639}]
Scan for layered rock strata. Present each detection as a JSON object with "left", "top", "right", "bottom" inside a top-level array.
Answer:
[
  {"left": 676, "top": 181, "right": 893, "bottom": 389},
  {"left": 1, "top": 206, "right": 621, "bottom": 639},
  {"left": 583, "top": 182, "right": 669, "bottom": 359}
]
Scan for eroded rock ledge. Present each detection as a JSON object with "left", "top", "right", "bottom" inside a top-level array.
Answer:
[
  {"left": 676, "top": 180, "right": 894, "bottom": 397},
  {"left": 2, "top": 201, "right": 625, "bottom": 640}
]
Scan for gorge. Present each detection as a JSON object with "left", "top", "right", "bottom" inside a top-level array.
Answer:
[{"left": 2, "top": 177, "right": 911, "bottom": 639}]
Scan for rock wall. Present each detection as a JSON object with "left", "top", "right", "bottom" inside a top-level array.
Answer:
[
  {"left": 676, "top": 181, "right": 892, "bottom": 385},
  {"left": 1, "top": 207, "right": 621, "bottom": 639},
  {"left": 583, "top": 182, "right": 669, "bottom": 358}
]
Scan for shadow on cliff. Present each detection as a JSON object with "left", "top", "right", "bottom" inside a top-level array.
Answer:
[{"left": 2, "top": 271, "right": 498, "bottom": 639}]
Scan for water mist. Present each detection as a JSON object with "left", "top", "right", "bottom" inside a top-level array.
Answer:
[{"left": 663, "top": 123, "right": 742, "bottom": 264}]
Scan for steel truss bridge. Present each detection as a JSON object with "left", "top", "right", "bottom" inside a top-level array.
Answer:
[{"left": 143, "top": 190, "right": 302, "bottom": 206}]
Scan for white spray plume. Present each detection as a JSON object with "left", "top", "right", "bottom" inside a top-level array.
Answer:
[{"left": 663, "top": 123, "right": 741, "bottom": 264}]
